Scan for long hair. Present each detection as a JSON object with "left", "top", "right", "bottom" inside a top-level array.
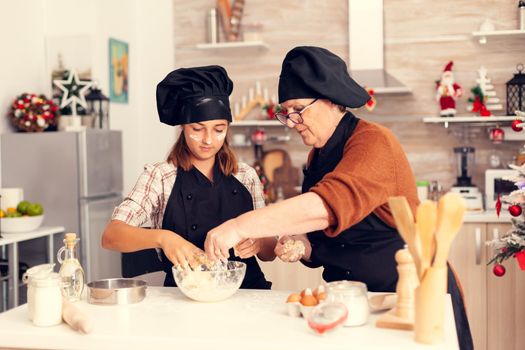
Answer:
[{"left": 167, "top": 127, "right": 238, "bottom": 176}]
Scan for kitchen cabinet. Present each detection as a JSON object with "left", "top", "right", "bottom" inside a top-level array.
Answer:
[{"left": 448, "top": 222, "right": 525, "bottom": 350}]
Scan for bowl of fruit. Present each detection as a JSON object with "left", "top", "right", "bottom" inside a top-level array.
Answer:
[{"left": 0, "top": 200, "right": 44, "bottom": 233}]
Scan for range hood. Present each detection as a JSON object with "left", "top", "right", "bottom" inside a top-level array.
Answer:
[{"left": 348, "top": 0, "right": 411, "bottom": 94}]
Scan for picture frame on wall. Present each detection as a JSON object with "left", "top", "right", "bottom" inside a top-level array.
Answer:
[{"left": 108, "top": 38, "right": 129, "bottom": 104}]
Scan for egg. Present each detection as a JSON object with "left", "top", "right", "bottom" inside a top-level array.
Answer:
[
  {"left": 301, "top": 287, "right": 313, "bottom": 298},
  {"left": 313, "top": 285, "right": 325, "bottom": 297},
  {"left": 301, "top": 294, "right": 319, "bottom": 307},
  {"left": 287, "top": 293, "right": 301, "bottom": 303},
  {"left": 316, "top": 292, "right": 327, "bottom": 302}
]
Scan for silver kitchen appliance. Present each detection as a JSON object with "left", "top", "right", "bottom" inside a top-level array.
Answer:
[
  {"left": 1, "top": 130, "right": 123, "bottom": 282},
  {"left": 450, "top": 146, "right": 483, "bottom": 211}
]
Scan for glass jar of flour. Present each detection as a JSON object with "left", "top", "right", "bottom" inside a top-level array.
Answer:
[
  {"left": 326, "top": 281, "right": 370, "bottom": 326},
  {"left": 30, "top": 272, "right": 62, "bottom": 327}
]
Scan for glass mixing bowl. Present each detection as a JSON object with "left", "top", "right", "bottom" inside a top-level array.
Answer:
[{"left": 172, "top": 261, "right": 246, "bottom": 302}]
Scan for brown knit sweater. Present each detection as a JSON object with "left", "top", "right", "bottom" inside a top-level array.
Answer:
[{"left": 309, "top": 119, "right": 419, "bottom": 237}]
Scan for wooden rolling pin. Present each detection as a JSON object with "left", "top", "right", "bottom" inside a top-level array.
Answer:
[{"left": 62, "top": 299, "right": 93, "bottom": 334}]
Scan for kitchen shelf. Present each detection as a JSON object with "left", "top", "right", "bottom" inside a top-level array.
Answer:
[
  {"left": 423, "top": 115, "right": 524, "bottom": 128},
  {"left": 472, "top": 29, "right": 525, "bottom": 44},
  {"left": 231, "top": 120, "right": 283, "bottom": 127},
  {"left": 195, "top": 41, "right": 269, "bottom": 50}
]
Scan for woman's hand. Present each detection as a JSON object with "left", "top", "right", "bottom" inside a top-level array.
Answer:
[
  {"left": 159, "top": 231, "right": 203, "bottom": 269},
  {"left": 234, "top": 238, "right": 261, "bottom": 259},
  {"left": 274, "top": 235, "right": 312, "bottom": 262},
  {"left": 205, "top": 218, "right": 244, "bottom": 261}
]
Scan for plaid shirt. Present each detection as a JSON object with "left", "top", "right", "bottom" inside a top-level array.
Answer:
[{"left": 112, "top": 161, "right": 265, "bottom": 228}]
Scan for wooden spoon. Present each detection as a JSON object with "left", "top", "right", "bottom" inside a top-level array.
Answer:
[
  {"left": 388, "top": 196, "right": 422, "bottom": 278},
  {"left": 416, "top": 200, "right": 438, "bottom": 278},
  {"left": 433, "top": 192, "right": 466, "bottom": 268}
]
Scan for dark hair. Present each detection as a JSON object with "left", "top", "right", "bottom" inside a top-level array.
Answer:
[
  {"left": 337, "top": 104, "right": 347, "bottom": 113},
  {"left": 167, "top": 128, "right": 238, "bottom": 176}
]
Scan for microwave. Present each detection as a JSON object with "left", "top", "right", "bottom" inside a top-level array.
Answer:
[{"left": 485, "top": 169, "right": 519, "bottom": 210}]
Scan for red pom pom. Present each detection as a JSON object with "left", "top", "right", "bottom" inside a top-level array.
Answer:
[
  {"left": 493, "top": 264, "right": 506, "bottom": 277},
  {"left": 509, "top": 204, "right": 522, "bottom": 217},
  {"left": 512, "top": 119, "right": 524, "bottom": 132}
]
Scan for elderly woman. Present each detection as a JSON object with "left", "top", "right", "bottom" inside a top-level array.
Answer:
[{"left": 205, "top": 47, "right": 472, "bottom": 349}]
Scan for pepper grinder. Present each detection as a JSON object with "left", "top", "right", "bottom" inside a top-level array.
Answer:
[
  {"left": 393, "top": 247, "right": 419, "bottom": 320},
  {"left": 518, "top": 0, "right": 525, "bottom": 30},
  {"left": 376, "top": 247, "right": 419, "bottom": 330}
]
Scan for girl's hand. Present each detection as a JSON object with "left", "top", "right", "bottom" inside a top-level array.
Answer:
[
  {"left": 160, "top": 232, "right": 203, "bottom": 269},
  {"left": 234, "top": 238, "right": 261, "bottom": 259}
]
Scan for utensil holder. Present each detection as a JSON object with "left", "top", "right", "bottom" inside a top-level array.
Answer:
[{"left": 414, "top": 266, "right": 447, "bottom": 344}]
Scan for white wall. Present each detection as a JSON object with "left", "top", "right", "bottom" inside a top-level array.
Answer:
[
  {"left": 0, "top": 0, "right": 176, "bottom": 194},
  {"left": 134, "top": 1, "right": 177, "bottom": 167},
  {"left": 0, "top": 0, "right": 47, "bottom": 136}
]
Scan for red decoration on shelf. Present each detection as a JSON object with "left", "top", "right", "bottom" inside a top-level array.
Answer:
[
  {"left": 495, "top": 194, "right": 502, "bottom": 217},
  {"left": 262, "top": 102, "right": 282, "bottom": 120},
  {"left": 493, "top": 264, "right": 506, "bottom": 277},
  {"left": 516, "top": 250, "right": 525, "bottom": 271},
  {"left": 471, "top": 96, "right": 492, "bottom": 116},
  {"left": 8, "top": 93, "right": 59, "bottom": 132},
  {"left": 489, "top": 127, "right": 505, "bottom": 144},
  {"left": 511, "top": 119, "right": 524, "bottom": 132},
  {"left": 365, "top": 88, "right": 376, "bottom": 112},
  {"left": 509, "top": 204, "right": 523, "bottom": 217}
]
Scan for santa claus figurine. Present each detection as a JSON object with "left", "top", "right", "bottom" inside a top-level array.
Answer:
[{"left": 436, "top": 61, "right": 463, "bottom": 117}]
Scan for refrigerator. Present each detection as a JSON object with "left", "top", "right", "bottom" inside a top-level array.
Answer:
[{"left": 1, "top": 130, "right": 123, "bottom": 282}]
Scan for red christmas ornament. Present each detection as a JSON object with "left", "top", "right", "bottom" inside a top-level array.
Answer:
[
  {"left": 495, "top": 194, "right": 502, "bottom": 217},
  {"left": 493, "top": 264, "right": 506, "bottom": 277},
  {"left": 251, "top": 129, "right": 267, "bottom": 145},
  {"left": 511, "top": 119, "right": 524, "bottom": 132},
  {"left": 489, "top": 127, "right": 504, "bottom": 144},
  {"left": 509, "top": 204, "right": 522, "bottom": 217},
  {"left": 516, "top": 250, "right": 525, "bottom": 271}
]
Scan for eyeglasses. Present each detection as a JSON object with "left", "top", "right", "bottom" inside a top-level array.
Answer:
[{"left": 275, "top": 99, "right": 318, "bottom": 127}]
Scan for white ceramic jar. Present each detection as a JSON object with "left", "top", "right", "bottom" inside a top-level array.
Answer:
[
  {"left": 326, "top": 281, "right": 370, "bottom": 327},
  {"left": 31, "top": 272, "right": 63, "bottom": 327}
]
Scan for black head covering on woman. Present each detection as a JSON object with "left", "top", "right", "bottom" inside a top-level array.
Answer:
[
  {"left": 278, "top": 46, "right": 370, "bottom": 108},
  {"left": 156, "top": 65, "right": 233, "bottom": 126}
]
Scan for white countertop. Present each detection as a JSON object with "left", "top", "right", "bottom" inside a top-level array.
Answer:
[
  {"left": 0, "top": 287, "right": 458, "bottom": 350},
  {"left": 464, "top": 210, "right": 512, "bottom": 223}
]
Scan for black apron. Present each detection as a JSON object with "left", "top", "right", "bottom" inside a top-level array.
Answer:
[
  {"left": 302, "top": 112, "right": 473, "bottom": 350},
  {"left": 160, "top": 160, "right": 271, "bottom": 290}
]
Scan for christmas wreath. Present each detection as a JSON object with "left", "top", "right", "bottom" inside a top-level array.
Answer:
[{"left": 8, "top": 93, "right": 59, "bottom": 132}]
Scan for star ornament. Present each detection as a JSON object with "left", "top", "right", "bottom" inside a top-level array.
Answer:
[{"left": 53, "top": 69, "right": 93, "bottom": 115}]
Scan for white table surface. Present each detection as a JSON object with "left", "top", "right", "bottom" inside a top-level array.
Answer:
[{"left": 0, "top": 287, "right": 459, "bottom": 350}]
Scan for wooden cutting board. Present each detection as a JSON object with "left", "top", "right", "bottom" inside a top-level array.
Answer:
[{"left": 263, "top": 149, "right": 300, "bottom": 199}]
